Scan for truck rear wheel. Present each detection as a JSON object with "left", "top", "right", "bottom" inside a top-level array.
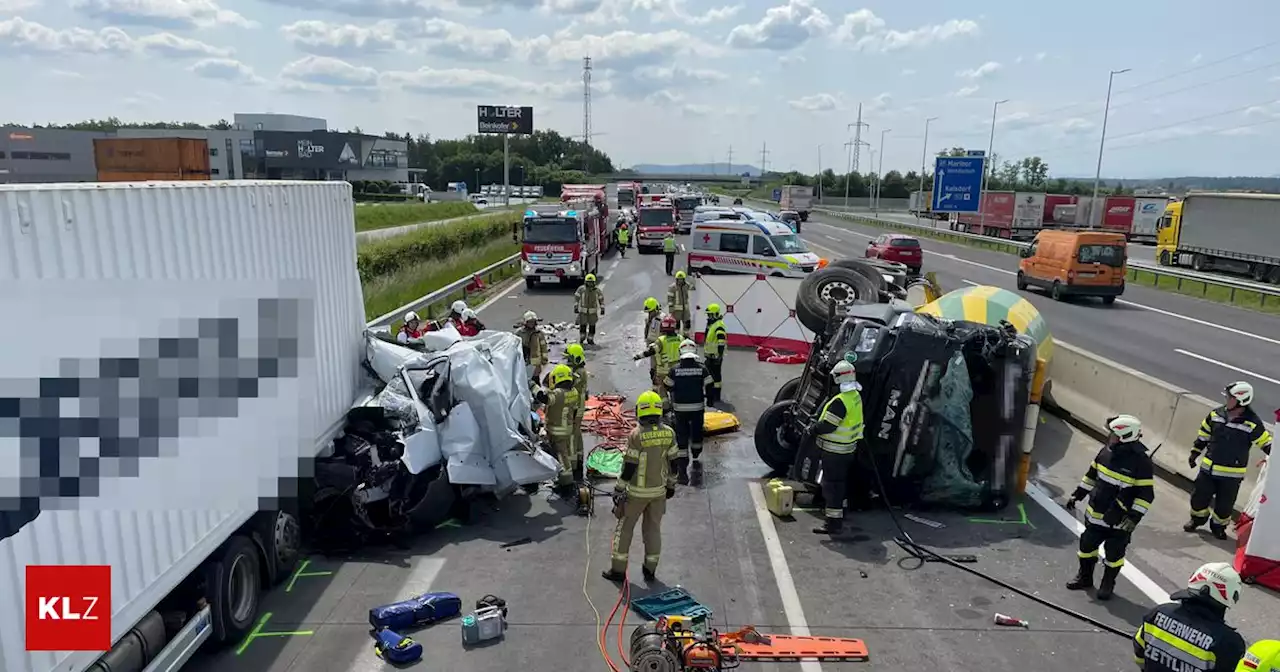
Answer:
[
  {"left": 526, "top": 278, "right": 538, "bottom": 290},
  {"left": 774, "top": 377, "right": 802, "bottom": 403},
  {"left": 755, "top": 400, "right": 801, "bottom": 473},
  {"left": 795, "top": 266, "right": 879, "bottom": 333},
  {"left": 205, "top": 535, "right": 261, "bottom": 644}
]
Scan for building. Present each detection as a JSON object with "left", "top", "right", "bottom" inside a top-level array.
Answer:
[
  {"left": 244, "top": 130, "right": 408, "bottom": 182},
  {"left": 0, "top": 127, "right": 106, "bottom": 183},
  {"left": 233, "top": 113, "right": 326, "bottom": 133},
  {"left": 114, "top": 128, "right": 254, "bottom": 180}
]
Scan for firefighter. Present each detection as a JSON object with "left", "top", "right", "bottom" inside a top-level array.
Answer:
[
  {"left": 457, "top": 308, "right": 485, "bottom": 336},
  {"left": 515, "top": 311, "right": 548, "bottom": 384},
  {"left": 812, "top": 360, "right": 865, "bottom": 535},
  {"left": 704, "top": 303, "right": 727, "bottom": 407},
  {"left": 633, "top": 315, "right": 682, "bottom": 398},
  {"left": 565, "top": 342, "right": 589, "bottom": 473},
  {"left": 446, "top": 300, "right": 468, "bottom": 329},
  {"left": 1236, "top": 641, "right": 1280, "bottom": 672},
  {"left": 1185, "top": 381, "right": 1273, "bottom": 540},
  {"left": 536, "top": 364, "right": 581, "bottom": 493},
  {"left": 616, "top": 223, "right": 630, "bottom": 258},
  {"left": 397, "top": 311, "right": 425, "bottom": 345},
  {"left": 1064, "top": 414, "right": 1155, "bottom": 600},
  {"left": 602, "top": 390, "right": 678, "bottom": 583},
  {"left": 573, "top": 273, "right": 606, "bottom": 346},
  {"left": 642, "top": 298, "right": 664, "bottom": 383},
  {"left": 663, "top": 339, "right": 713, "bottom": 486},
  {"left": 662, "top": 232, "right": 678, "bottom": 275},
  {"left": 1132, "top": 562, "right": 1247, "bottom": 672},
  {"left": 667, "top": 271, "right": 692, "bottom": 334}
]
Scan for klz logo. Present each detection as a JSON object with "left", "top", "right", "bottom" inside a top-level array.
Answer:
[{"left": 26, "top": 565, "right": 112, "bottom": 652}]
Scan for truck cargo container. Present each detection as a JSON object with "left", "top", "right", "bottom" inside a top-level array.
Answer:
[
  {"left": 778, "top": 185, "right": 814, "bottom": 222},
  {"left": 1043, "top": 194, "right": 1077, "bottom": 226},
  {"left": 1128, "top": 197, "right": 1168, "bottom": 244},
  {"left": 908, "top": 190, "right": 948, "bottom": 220},
  {"left": 1011, "top": 192, "right": 1046, "bottom": 240},
  {"left": 93, "top": 138, "right": 211, "bottom": 178},
  {"left": 1101, "top": 196, "right": 1136, "bottom": 235},
  {"left": 0, "top": 180, "right": 366, "bottom": 672},
  {"left": 956, "top": 190, "right": 1015, "bottom": 238},
  {"left": 1156, "top": 192, "right": 1280, "bottom": 283}
]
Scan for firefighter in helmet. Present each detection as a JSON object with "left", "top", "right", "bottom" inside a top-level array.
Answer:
[
  {"left": 634, "top": 315, "right": 682, "bottom": 399},
  {"left": 574, "top": 273, "right": 606, "bottom": 345},
  {"left": 603, "top": 390, "right": 678, "bottom": 583},
  {"left": 811, "top": 359, "right": 865, "bottom": 535},
  {"left": 1185, "top": 381, "right": 1272, "bottom": 540}
]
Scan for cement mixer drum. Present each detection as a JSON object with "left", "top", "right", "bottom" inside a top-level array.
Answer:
[{"left": 916, "top": 284, "right": 1054, "bottom": 365}]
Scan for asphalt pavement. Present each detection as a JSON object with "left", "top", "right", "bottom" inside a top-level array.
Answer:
[{"left": 184, "top": 237, "right": 1277, "bottom": 672}]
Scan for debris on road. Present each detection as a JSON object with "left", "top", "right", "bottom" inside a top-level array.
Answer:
[{"left": 993, "top": 613, "right": 1030, "bottom": 628}]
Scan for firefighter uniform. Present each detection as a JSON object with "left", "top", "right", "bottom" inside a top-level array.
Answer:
[
  {"left": 642, "top": 299, "right": 663, "bottom": 382},
  {"left": 663, "top": 343, "right": 713, "bottom": 485},
  {"left": 1186, "top": 398, "right": 1272, "bottom": 539},
  {"left": 1236, "top": 640, "right": 1280, "bottom": 672},
  {"left": 1065, "top": 414, "right": 1155, "bottom": 600},
  {"left": 703, "top": 304, "right": 727, "bottom": 406},
  {"left": 516, "top": 311, "right": 548, "bottom": 384},
  {"left": 604, "top": 391, "right": 678, "bottom": 582},
  {"left": 542, "top": 365, "right": 581, "bottom": 489},
  {"left": 812, "top": 361, "right": 865, "bottom": 535},
  {"left": 574, "top": 274, "right": 605, "bottom": 345},
  {"left": 617, "top": 226, "right": 630, "bottom": 257},
  {"left": 1132, "top": 562, "right": 1247, "bottom": 672},
  {"left": 566, "top": 343, "right": 589, "bottom": 475},
  {"left": 662, "top": 235, "right": 678, "bottom": 275},
  {"left": 636, "top": 331, "right": 683, "bottom": 398},
  {"left": 667, "top": 273, "right": 692, "bottom": 333}
]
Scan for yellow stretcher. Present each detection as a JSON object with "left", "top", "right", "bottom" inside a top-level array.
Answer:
[{"left": 705, "top": 410, "right": 740, "bottom": 435}]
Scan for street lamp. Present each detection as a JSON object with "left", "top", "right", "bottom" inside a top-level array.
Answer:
[
  {"left": 1091, "top": 68, "right": 1131, "bottom": 228},
  {"left": 875, "top": 129, "right": 890, "bottom": 214},
  {"left": 918, "top": 117, "right": 938, "bottom": 225},
  {"left": 843, "top": 138, "right": 855, "bottom": 208},
  {"left": 816, "top": 144, "right": 823, "bottom": 201},
  {"left": 980, "top": 99, "right": 1009, "bottom": 234}
]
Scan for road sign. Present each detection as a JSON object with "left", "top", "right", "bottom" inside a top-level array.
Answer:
[
  {"left": 771, "top": 188, "right": 782, "bottom": 202},
  {"left": 931, "top": 156, "right": 985, "bottom": 213},
  {"left": 965, "top": 149, "right": 986, "bottom": 157}
]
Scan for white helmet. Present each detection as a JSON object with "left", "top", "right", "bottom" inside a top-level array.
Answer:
[
  {"left": 450, "top": 300, "right": 468, "bottom": 315},
  {"left": 1186, "top": 562, "right": 1243, "bottom": 609},
  {"left": 404, "top": 311, "right": 420, "bottom": 323},
  {"left": 1225, "top": 381, "right": 1254, "bottom": 406},
  {"left": 831, "top": 360, "right": 857, "bottom": 386},
  {"left": 523, "top": 310, "right": 538, "bottom": 322},
  {"left": 679, "top": 339, "right": 698, "bottom": 359},
  {"left": 462, "top": 308, "right": 477, "bottom": 321},
  {"left": 1106, "top": 414, "right": 1142, "bottom": 443}
]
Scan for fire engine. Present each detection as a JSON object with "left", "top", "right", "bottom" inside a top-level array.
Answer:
[
  {"left": 635, "top": 193, "right": 677, "bottom": 252},
  {"left": 519, "top": 201, "right": 607, "bottom": 288}
]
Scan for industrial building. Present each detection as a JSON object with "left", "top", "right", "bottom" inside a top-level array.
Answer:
[{"left": 0, "top": 113, "right": 408, "bottom": 184}]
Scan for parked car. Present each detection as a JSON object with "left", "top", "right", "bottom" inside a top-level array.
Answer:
[
  {"left": 866, "top": 234, "right": 923, "bottom": 274},
  {"left": 779, "top": 210, "right": 801, "bottom": 233}
]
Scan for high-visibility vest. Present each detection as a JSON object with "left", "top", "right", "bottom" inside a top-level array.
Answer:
[
  {"left": 546, "top": 387, "right": 581, "bottom": 437},
  {"left": 618, "top": 228, "right": 630, "bottom": 244},
  {"left": 815, "top": 390, "right": 865, "bottom": 454},
  {"left": 704, "top": 320, "right": 726, "bottom": 358},
  {"left": 654, "top": 336, "right": 682, "bottom": 376},
  {"left": 662, "top": 237, "right": 677, "bottom": 253}
]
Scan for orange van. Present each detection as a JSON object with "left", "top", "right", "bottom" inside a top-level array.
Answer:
[{"left": 1016, "top": 230, "right": 1127, "bottom": 304}]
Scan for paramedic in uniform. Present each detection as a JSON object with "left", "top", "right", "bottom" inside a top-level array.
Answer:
[
  {"left": 1133, "top": 561, "right": 1247, "bottom": 671},
  {"left": 667, "top": 271, "right": 692, "bottom": 334},
  {"left": 703, "top": 303, "right": 727, "bottom": 407},
  {"left": 663, "top": 339, "right": 713, "bottom": 486},
  {"left": 811, "top": 360, "right": 865, "bottom": 535},
  {"left": 603, "top": 390, "right": 678, "bottom": 583},
  {"left": 1185, "top": 381, "right": 1273, "bottom": 540},
  {"left": 1064, "top": 414, "right": 1155, "bottom": 601},
  {"left": 634, "top": 315, "right": 683, "bottom": 399}
]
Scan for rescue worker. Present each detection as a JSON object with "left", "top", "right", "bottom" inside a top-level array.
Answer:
[
  {"left": 1064, "top": 414, "right": 1155, "bottom": 600},
  {"left": 642, "top": 298, "right": 664, "bottom": 383},
  {"left": 1132, "top": 561, "right": 1246, "bottom": 671},
  {"left": 633, "top": 315, "right": 683, "bottom": 398},
  {"left": 616, "top": 223, "right": 630, "bottom": 258},
  {"left": 456, "top": 308, "right": 485, "bottom": 337},
  {"left": 515, "top": 311, "right": 548, "bottom": 385},
  {"left": 446, "top": 300, "right": 468, "bottom": 329},
  {"left": 574, "top": 273, "right": 606, "bottom": 346},
  {"left": 811, "top": 360, "right": 865, "bottom": 535},
  {"left": 663, "top": 339, "right": 713, "bottom": 486},
  {"left": 536, "top": 364, "right": 581, "bottom": 494},
  {"left": 703, "top": 303, "right": 727, "bottom": 407},
  {"left": 602, "top": 390, "right": 678, "bottom": 583},
  {"left": 667, "top": 271, "right": 692, "bottom": 335},
  {"left": 397, "top": 311, "right": 425, "bottom": 345},
  {"left": 662, "top": 232, "right": 678, "bottom": 275},
  {"left": 1185, "top": 381, "right": 1273, "bottom": 540},
  {"left": 1236, "top": 641, "right": 1280, "bottom": 671},
  {"left": 565, "top": 342, "right": 589, "bottom": 473}
]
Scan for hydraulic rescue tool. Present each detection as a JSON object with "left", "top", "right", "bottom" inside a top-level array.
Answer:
[{"left": 627, "top": 617, "right": 869, "bottom": 671}]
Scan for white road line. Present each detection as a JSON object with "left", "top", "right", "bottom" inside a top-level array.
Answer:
[
  {"left": 474, "top": 277, "right": 525, "bottom": 314},
  {"left": 1025, "top": 483, "right": 1171, "bottom": 605},
  {"left": 823, "top": 234, "right": 842, "bottom": 242},
  {"left": 1174, "top": 349, "right": 1280, "bottom": 386},
  {"left": 814, "top": 222, "right": 872, "bottom": 240},
  {"left": 748, "top": 482, "right": 824, "bottom": 672}
]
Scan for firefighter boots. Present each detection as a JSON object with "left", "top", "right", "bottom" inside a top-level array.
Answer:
[
  {"left": 1096, "top": 566, "right": 1122, "bottom": 601},
  {"left": 689, "top": 459, "right": 704, "bottom": 486},
  {"left": 1066, "top": 557, "right": 1097, "bottom": 591}
]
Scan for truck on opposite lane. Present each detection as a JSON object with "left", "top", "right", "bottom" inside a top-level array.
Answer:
[
  {"left": 1156, "top": 192, "right": 1280, "bottom": 284},
  {"left": 779, "top": 185, "right": 814, "bottom": 222}
]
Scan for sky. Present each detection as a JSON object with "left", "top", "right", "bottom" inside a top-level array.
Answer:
[{"left": 3, "top": 0, "right": 1280, "bottom": 179}]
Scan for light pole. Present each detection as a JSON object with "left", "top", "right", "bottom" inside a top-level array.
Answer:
[
  {"left": 869, "top": 149, "right": 877, "bottom": 210},
  {"left": 918, "top": 117, "right": 938, "bottom": 225},
  {"left": 875, "top": 129, "right": 890, "bottom": 214},
  {"left": 816, "top": 144, "right": 823, "bottom": 201},
  {"left": 474, "top": 168, "right": 481, "bottom": 196},
  {"left": 1091, "top": 68, "right": 1130, "bottom": 228},
  {"left": 979, "top": 99, "right": 1009, "bottom": 233}
]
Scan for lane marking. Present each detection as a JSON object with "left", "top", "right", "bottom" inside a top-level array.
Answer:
[
  {"left": 823, "top": 234, "right": 842, "bottom": 242},
  {"left": 747, "top": 482, "right": 824, "bottom": 672},
  {"left": 1025, "top": 483, "right": 1171, "bottom": 605},
  {"left": 1174, "top": 349, "right": 1280, "bottom": 386},
  {"left": 473, "top": 276, "right": 525, "bottom": 314}
]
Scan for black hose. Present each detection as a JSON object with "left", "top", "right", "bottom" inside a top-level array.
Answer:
[{"left": 865, "top": 455, "right": 1133, "bottom": 640}]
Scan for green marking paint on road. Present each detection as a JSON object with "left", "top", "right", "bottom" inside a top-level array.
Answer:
[
  {"left": 436, "top": 518, "right": 462, "bottom": 529},
  {"left": 969, "top": 503, "right": 1036, "bottom": 529},
  {"left": 235, "top": 612, "right": 315, "bottom": 655},
  {"left": 284, "top": 558, "right": 334, "bottom": 593}
]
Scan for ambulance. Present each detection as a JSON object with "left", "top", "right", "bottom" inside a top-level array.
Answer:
[{"left": 688, "top": 218, "right": 822, "bottom": 277}]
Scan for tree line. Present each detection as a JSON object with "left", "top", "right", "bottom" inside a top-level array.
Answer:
[{"left": 11, "top": 118, "right": 616, "bottom": 193}]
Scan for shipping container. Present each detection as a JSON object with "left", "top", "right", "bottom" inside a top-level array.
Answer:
[
  {"left": 96, "top": 170, "right": 211, "bottom": 182},
  {"left": 1043, "top": 194, "right": 1077, "bottom": 224},
  {"left": 0, "top": 181, "right": 366, "bottom": 672},
  {"left": 1012, "top": 192, "right": 1046, "bottom": 239},
  {"left": 956, "top": 190, "right": 1015, "bottom": 237},
  {"left": 93, "top": 137, "right": 211, "bottom": 177},
  {"left": 1101, "top": 196, "right": 1136, "bottom": 235},
  {"left": 1158, "top": 192, "right": 1280, "bottom": 282},
  {"left": 1129, "top": 197, "right": 1168, "bottom": 244}
]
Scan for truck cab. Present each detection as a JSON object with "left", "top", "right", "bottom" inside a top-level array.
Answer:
[
  {"left": 636, "top": 196, "right": 676, "bottom": 251},
  {"left": 520, "top": 205, "right": 596, "bottom": 288},
  {"left": 673, "top": 195, "right": 700, "bottom": 234}
]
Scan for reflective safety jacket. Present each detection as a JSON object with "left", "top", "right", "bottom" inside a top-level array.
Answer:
[
  {"left": 663, "top": 359, "right": 712, "bottom": 412},
  {"left": 814, "top": 389, "right": 865, "bottom": 454},
  {"left": 667, "top": 281, "right": 690, "bottom": 312},
  {"left": 704, "top": 319, "right": 727, "bottom": 359},
  {"left": 1194, "top": 405, "right": 1273, "bottom": 479},
  {"left": 517, "top": 326, "right": 549, "bottom": 366},
  {"left": 544, "top": 386, "right": 580, "bottom": 438},
  {"left": 1133, "top": 594, "right": 1246, "bottom": 672},
  {"left": 640, "top": 335, "right": 684, "bottom": 377},
  {"left": 1072, "top": 442, "right": 1155, "bottom": 529},
  {"left": 1237, "top": 640, "right": 1280, "bottom": 672},
  {"left": 662, "top": 237, "right": 677, "bottom": 253},
  {"left": 575, "top": 285, "right": 605, "bottom": 316},
  {"left": 571, "top": 365, "right": 588, "bottom": 411},
  {"left": 617, "top": 228, "right": 630, "bottom": 244},
  {"left": 397, "top": 325, "right": 424, "bottom": 344},
  {"left": 619, "top": 421, "right": 678, "bottom": 498},
  {"left": 643, "top": 310, "right": 663, "bottom": 342}
]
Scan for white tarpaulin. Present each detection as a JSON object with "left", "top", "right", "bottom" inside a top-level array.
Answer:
[{"left": 692, "top": 274, "right": 813, "bottom": 353}]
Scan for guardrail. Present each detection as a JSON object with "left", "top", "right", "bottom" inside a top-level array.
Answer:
[{"left": 366, "top": 253, "right": 523, "bottom": 330}]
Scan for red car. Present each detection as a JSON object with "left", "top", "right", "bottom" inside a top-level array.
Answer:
[{"left": 866, "top": 233, "right": 923, "bottom": 273}]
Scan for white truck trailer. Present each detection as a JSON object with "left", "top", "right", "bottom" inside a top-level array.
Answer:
[
  {"left": 778, "top": 185, "right": 814, "bottom": 222},
  {"left": 0, "top": 181, "right": 367, "bottom": 672}
]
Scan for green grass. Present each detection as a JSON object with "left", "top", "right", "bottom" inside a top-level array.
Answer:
[
  {"left": 354, "top": 201, "right": 480, "bottom": 232},
  {"left": 363, "top": 237, "right": 522, "bottom": 321},
  {"left": 357, "top": 211, "right": 521, "bottom": 281}
]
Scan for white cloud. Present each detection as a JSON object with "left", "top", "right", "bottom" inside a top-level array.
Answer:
[
  {"left": 956, "top": 61, "right": 1001, "bottom": 80},
  {"left": 1190, "top": 53, "right": 1202, "bottom": 65},
  {"left": 0, "top": 18, "right": 231, "bottom": 57},
  {"left": 0, "top": 0, "right": 38, "bottom": 10},
  {"left": 1034, "top": 51, "right": 1046, "bottom": 61},
  {"left": 867, "top": 92, "right": 891, "bottom": 111},
  {"left": 279, "top": 55, "right": 380, "bottom": 92},
  {"left": 746, "top": 75, "right": 762, "bottom": 86},
  {"left": 1218, "top": 126, "right": 1257, "bottom": 137},
  {"left": 280, "top": 20, "right": 399, "bottom": 56},
  {"left": 49, "top": 68, "right": 83, "bottom": 78},
  {"left": 900, "top": 68, "right": 916, "bottom": 76},
  {"left": 530, "top": 29, "right": 716, "bottom": 69},
  {"left": 382, "top": 65, "right": 579, "bottom": 99},
  {"left": 726, "top": 0, "right": 831, "bottom": 51},
  {"left": 405, "top": 18, "right": 524, "bottom": 60},
  {"left": 629, "top": 0, "right": 741, "bottom": 24},
  {"left": 610, "top": 64, "right": 725, "bottom": 99},
  {"left": 1059, "top": 117, "right": 1094, "bottom": 135},
  {"left": 1014, "top": 55, "right": 1023, "bottom": 64},
  {"left": 190, "top": 57, "right": 265, "bottom": 84},
  {"left": 835, "top": 10, "right": 978, "bottom": 52},
  {"left": 778, "top": 53, "right": 805, "bottom": 65},
  {"left": 789, "top": 93, "right": 839, "bottom": 112},
  {"left": 951, "top": 85, "right": 979, "bottom": 98},
  {"left": 72, "top": 0, "right": 256, "bottom": 29}
]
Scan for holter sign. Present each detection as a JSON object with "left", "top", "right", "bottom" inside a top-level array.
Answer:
[{"left": 477, "top": 106, "right": 534, "bottom": 134}]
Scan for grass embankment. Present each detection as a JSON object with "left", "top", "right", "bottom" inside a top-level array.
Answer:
[
  {"left": 354, "top": 201, "right": 481, "bottom": 232},
  {"left": 359, "top": 211, "right": 523, "bottom": 320}
]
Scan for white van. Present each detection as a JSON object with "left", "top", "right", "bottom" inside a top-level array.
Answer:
[{"left": 689, "top": 218, "right": 821, "bottom": 277}]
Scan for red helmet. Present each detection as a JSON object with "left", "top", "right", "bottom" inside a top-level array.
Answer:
[{"left": 660, "top": 315, "right": 677, "bottom": 333}]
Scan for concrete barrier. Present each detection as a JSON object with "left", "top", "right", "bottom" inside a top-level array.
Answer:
[{"left": 1044, "top": 341, "right": 1266, "bottom": 506}]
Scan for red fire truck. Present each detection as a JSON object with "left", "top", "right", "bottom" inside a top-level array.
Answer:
[
  {"left": 635, "top": 194, "right": 676, "bottom": 252},
  {"left": 519, "top": 200, "right": 607, "bottom": 288}
]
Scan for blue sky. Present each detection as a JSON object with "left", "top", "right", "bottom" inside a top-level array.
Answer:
[{"left": 3, "top": 0, "right": 1279, "bottom": 178}]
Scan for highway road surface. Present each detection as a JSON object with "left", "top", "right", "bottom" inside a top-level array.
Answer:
[{"left": 188, "top": 236, "right": 1277, "bottom": 672}]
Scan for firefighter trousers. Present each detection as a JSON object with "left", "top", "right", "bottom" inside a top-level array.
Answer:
[
  {"left": 673, "top": 409, "right": 705, "bottom": 461},
  {"left": 577, "top": 314, "right": 598, "bottom": 341},
  {"left": 669, "top": 309, "right": 690, "bottom": 334},
  {"left": 817, "top": 450, "right": 856, "bottom": 522},
  {"left": 611, "top": 495, "right": 666, "bottom": 574},
  {"left": 664, "top": 253, "right": 675, "bottom": 275},
  {"left": 1190, "top": 471, "right": 1242, "bottom": 531},
  {"left": 1079, "top": 523, "right": 1132, "bottom": 568},
  {"left": 706, "top": 356, "right": 723, "bottom": 405},
  {"left": 571, "top": 415, "right": 586, "bottom": 481},
  {"left": 548, "top": 433, "right": 577, "bottom": 486}
]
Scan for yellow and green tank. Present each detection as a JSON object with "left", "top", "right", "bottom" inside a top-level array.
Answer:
[{"left": 915, "top": 284, "right": 1054, "bottom": 365}]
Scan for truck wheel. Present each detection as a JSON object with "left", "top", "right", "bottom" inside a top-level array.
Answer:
[
  {"left": 828, "top": 259, "right": 886, "bottom": 292},
  {"left": 525, "top": 278, "right": 538, "bottom": 290},
  {"left": 1192, "top": 254, "right": 1207, "bottom": 272},
  {"left": 1251, "top": 264, "right": 1271, "bottom": 282},
  {"left": 755, "top": 400, "right": 801, "bottom": 473},
  {"left": 251, "top": 509, "right": 301, "bottom": 586},
  {"left": 774, "top": 377, "right": 802, "bottom": 403},
  {"left": 406, "top": 466, "right": 458, "bottom": 533},
  {"left": 205, "top": 535, "right": 261, "bottom": 644},
  {"left": 1157, "top": 250, "right": 1172, "bottom": 266},
  {"left": 795, "top": 266, "right": 879, "bottom": 333}
]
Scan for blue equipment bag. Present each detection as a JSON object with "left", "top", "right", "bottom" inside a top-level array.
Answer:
[
  {"left": 372, "top": 628, "right": 423, "bottom": 664},
  {"left": 369, "top": 591, "right": 463, "bottom": 630}
]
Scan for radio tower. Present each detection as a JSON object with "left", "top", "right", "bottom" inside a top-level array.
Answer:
[
  {"left": 849, "top": 103, "right": 869, "bottom": 173},
  {"left": 582, "top": 56, "right": 593, "bottom": 173}
]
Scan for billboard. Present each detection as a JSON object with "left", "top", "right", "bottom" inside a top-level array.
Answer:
[
  {"left": 477, "top": 105, "right": 534, "bottom": 134},
  {"left": 257, "top": 131, "right": 366, "bottom": 169}
]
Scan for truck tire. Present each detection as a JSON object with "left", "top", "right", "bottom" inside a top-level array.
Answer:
[
  {"left": 406, "top": 466, "right": 458, "bottom": 533},
  {"left": 828, "top": 259, "right": 886, "bottom": 292},
  {"left": 526, "top": 277, "right": 538, "bottom": 290},
  {"left": 755, "top": 400, "right": 801, "bottom": 473},
  {"left": 205, "top": 535, "right": 262, "bottom": 644},
  {"left": 795, "top": 266, "right": 879, "bottom": 333},
  {"left": 774, "top": 377, "right": 802, "bottom": 403},
  {"left": 251, "top": 509, "right": 302, "bottom": 587}
]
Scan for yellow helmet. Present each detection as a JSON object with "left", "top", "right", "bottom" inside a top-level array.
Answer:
[
  {"left": 1237, "top": 640, "right": 1280, "bottom": 672},
  {"left": 585, "top": 273, "right": 597, "bottom": 283},
  {"left": 636, "top": 390, "right": 663, "bottom": 418},
  {"left": 565, "top": 343, "right": 586, "bottom": 364},
  {"left": 675, "top": 270, "right": 687, "bottom": 280},
  {"left": 706, "top": 303, "right": 722, "bottom": 318},
  {"left": 550, "top": 364, "right": 574, "bottom": 387},
  {"left": 644, "top": 297, "right": 659, "bottom": 311}
]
